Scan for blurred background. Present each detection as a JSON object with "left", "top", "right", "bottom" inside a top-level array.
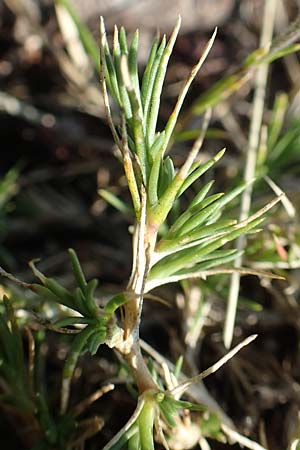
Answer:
[{"left": 1, "top": 0, "right": 300, "bottom": 449}]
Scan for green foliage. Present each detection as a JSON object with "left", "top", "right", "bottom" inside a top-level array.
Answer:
[
  {"left": 55, "top": 0, "right": 100, "bottom": 69},
  {"left": 179, "top": 20, "right": 300, "bottom": 123},
  {"left": 100, "top": 16, "right": 217, "bottom": 226},
  {"left": 99, "top": 17, "right": 282, "bottom": 302},
  {"left": 0, "top": 9, "right": 291, "bottom": 450},
  {"left": 0, "top": 165, "right": 20, "bottom": 267},
  {"left": 0, "top": 297, "right": 79, "bottom": 449},
  {"left": 0, "top": 296, "right": 33, "bottom": 413},
  {"left": 28, "top": 249, "right": 126, "bottom": 413}
]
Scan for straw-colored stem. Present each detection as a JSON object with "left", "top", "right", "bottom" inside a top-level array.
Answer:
[{"left": 224, "top": 0, "right": 278, "bottom": 349}]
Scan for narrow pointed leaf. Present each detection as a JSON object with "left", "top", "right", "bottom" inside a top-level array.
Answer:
[
  {"left": 61, "top": 324, "right": 96, "bottom": 413},
  {"left": 156, "top": 220, "right": 237, "bottom": 254},
  {"left": 147, "top": 17, "right": 181, "bottom": 146},
  {"left": 178, "top": 182, "right": 248, "bottom": 237},
  {"left": 68, "top": 248, "right": 87, "bottom": 291},
  {"left": 119, "top": 27, "right": 128, "bottom": 54},
  {"left": 85, "top": 279, "right": 99, "bottom": 317},
  {"left": 177, "top": 148, "right": 225, "bottom": 197},
  {"left": 164, "top": 181, "right": 215, "bottom": 238},
  {"left": 128, "top": 30, "right": 141, "bottom": 106},
  {"left": 174, "top": 250, "right": 240, "bottom": 275},
  {"left": 149, "top": 216, "right": 264, "bottom": 279},
  {"left": 56, "top": 0, "right": 99, "bottom": 69},
  {"left": 121, "top": 56, "right": 148, "bottom": 180},
  {"left": 103, "top": 41, "right": 122, "bottom": 104},
  {"left": 158, "top": 157, "right": 175, "bottom": 199},
  {"left": 141, "top": 36, "right": 159, "bottom": 107},
  {"left": 143, "top": 36, "right": 166, "bottom": 125},
  {"left": 104, "top": 292, "right": 128, "bottom": 315},
  {"left": 113, "top": 27, "right": 132, "bottom": 119},
  {"left": 160, "top": 28, "right": 217, "bottom": 159},
  {"left": 174, "top": 194, "right": 225, "bottom": 237}
]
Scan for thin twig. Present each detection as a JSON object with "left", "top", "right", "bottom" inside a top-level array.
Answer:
[
  {"left": 0, "top": 267, "right": 32, "bottom": 289},
  {"left": 169, "top": 335, "right": 257, "bottom": 398},
  {"left": 176, "top": 108, "right": 212, "bottom": 182},
  {"left": 102, "top": 394, "right": 146, "bottom": 450},
  {"left": 69, "top": 417, "right": 104, "bottom": 448},
  {"left": 222, "top": 424, "right": 267, "bottom": 450},
  {"left": 251, "top": 260, "right": 300, "bottom": 269},
  {"left": 289, "top": 438, "right": 300, "bottom": 450},
  {"left": 264, "top": 175, "right": 295, "bottom": 217},
  {"left": 224, "top": 0, "right": 278, "bottom": 349},
  {"left": 140, "top": 339, "right": 234, "bottom": 427},
  {"left": 73, "top": 384, "right": 114, "bottom": 417}
]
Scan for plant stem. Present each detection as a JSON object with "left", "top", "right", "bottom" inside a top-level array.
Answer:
[
  {"left": 125, "top": 340, "right": 157, "bottom": 392},
  {"left": 224, "top": 0, "right": 278, "bottom": 349},
  {"left": 118, "top": 189, "right": 158, "bottom": 392}
]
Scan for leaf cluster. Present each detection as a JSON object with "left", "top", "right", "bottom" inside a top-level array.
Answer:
[{"left": 0, "top": 297, "right": 78, "bottom": 449}]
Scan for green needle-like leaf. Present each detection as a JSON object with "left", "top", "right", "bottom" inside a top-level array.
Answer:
[
  {"left": 55, "top": 0, "right": 100, "bottom": 69},
  {"left": 103, "top": 41, "right": 122, "bottom": 105},
  {"left": 267, "top": 92, "right": 288, "bottom": 153},
  {"left": 174, "top": 250, "right": 240, "bottom": 275},
  {"left": 99, "top": 188, "right": 133, "bottom": 215},
  {"left": 61, "top": 324, "right": 96, "bottom": 413},
  {"left": 31, "top": 284, "right": 73, "bottom": 310},
  {"left": 119, "top": 26, "right": 128, "bottom": 54},
  {"left": 68, "top": 248, "right": 87, "bottom": 292},
  {"left": 149, "top": 155, "right": 175, "bottom": 206},
  {"left": 120, "top": 116, "right": 141, "bottom": 216},
  {"left": 85, "top": 278, "right": 100, "bottom": 317},
  {"left": 148, "top": 109, "right": 211, "bottom": 228},
  {"left": 143, "top": 36, "right": 166, "bottom": 134},
  {"left": 160, "top": 181, "right": 246, "bottom": 247},
  {"left": 158, "top": 397, "right": 178, "bottom": 427},
  {"left": 149, "top": 216, "right": 264, "bottom": 280},
  {"left": 121, "top": 56, "right": 148, "bottom": 181},
  {"left": 156, "top": 219, "right": 237, "bottom": 255},
  {"left": 128, "top": 30, "right": 141, "bottom": 107},
  {"left": 173, "top": 194, "right": 227, "bottom": 237},
  {"left": 146, "top": 17, "right": 181, "bottom": 146},
  {"left": 74, "top": 286, "right": 88, "bottom": 315},
  {"left": 141, "top": 36, "right": 159, "bottom": 108},
  {"left": 113, "top": 26, "right": 132, "bottom": 119},
  {"left": 177, "top": 148, "right": 225, "bottom": 197},
  {"left": 160, "top": 27, "right": 217, "bottom": 159},
  {"left": 188, "top": 179, "right": 215, "bottom": 208},
  {"left": 36, "top": 392, "right": 58, "bottom": 445},
  {"left": 148, "top": 131, "right": 166, "bottom": 164},
  {"left": 163, "top": 180, "right": 215, "bottom": 238},
  {"left": 104, "top": 292, "right": 128, "bottom": 315},
  {"left": 86, "top": 325, "right": 107, "bottom": 355},
  {"left": 158, "top": 156, "right": 175, "bottom": 198}
]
